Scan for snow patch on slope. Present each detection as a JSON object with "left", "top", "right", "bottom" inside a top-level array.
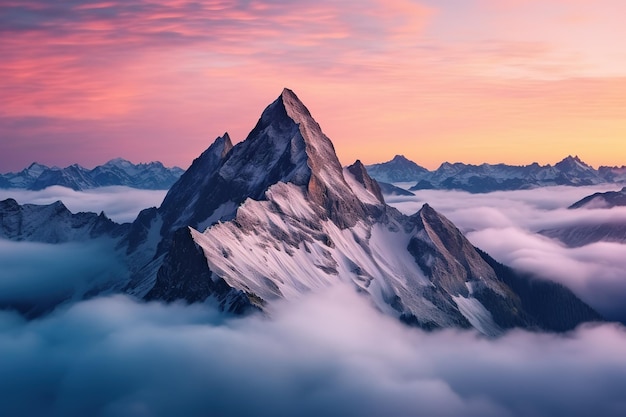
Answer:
[{"left": 343, "top": 167, "right": 383, "bottom": 206}]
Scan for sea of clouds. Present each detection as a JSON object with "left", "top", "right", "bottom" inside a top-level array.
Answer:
[
  {"left": 0, "top": 185, "right": 625, "bottom": 416},
  {"left": 1, "top": 286, "right": 626, "bottom": 417}
]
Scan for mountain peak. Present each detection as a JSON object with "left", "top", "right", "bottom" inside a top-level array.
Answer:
[
  {"left": 345, "top": 160, "right": 384, "bottom": 204},
  {"left": 158, "top": 132, "right": 237, "bottom": 233},
  {"left": 365, "top": 154, "right": 429, "bottom": 183},
  {"left": 243, "top": 89, "right": 368, "bottom": 227},
  {"left": 215, "top": 132, "right": 233, "bottom": 159},
  {"left": 280, "top": 87, "right": 298, "bottom": 100},
  {"left": 106, "top": 157, "right": 131, "bottom": 164},
  {"left": 557, "top": 155, "right": 588, "bottom": 166},
  {"left": 27, "top": 162, "right": 48, "bottom": 170},
  {"left": 158, "top": 89, "right": 369, "bottom": 235}
]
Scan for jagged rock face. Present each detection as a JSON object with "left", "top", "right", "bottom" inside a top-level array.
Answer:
[
  {"left": 279, "top": 89, "right": 367, "bottom": 228},
  {"left": 408, "top": 204, "right": 506, "bottom": 297},
  {"left": 145, "top": 228, "right": 254, "bottom": 314},
  {"left": 159, "top": 133, "right": 234, "bottom": 234},
  {"left": 186, "top": 181, "right": 467, "bottom": 329},
  {"left": 143, "top": 89, "right": 600, "bottom": 334},
  {"left": 157, "top": 88, "right": 369, "bottom": 239},
  {"left": 127, "top": 89, "right": 372, "bottom": 297}
]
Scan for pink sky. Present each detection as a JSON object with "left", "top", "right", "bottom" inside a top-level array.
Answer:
[{"left": 1, "top": 0, "right": 625, "bottom": 171}]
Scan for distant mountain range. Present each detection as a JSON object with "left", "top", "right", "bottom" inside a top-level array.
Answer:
[
  {"left": 0, "top": 158, "right": 184, "bottom": 190},
  {"left": 366, "top": 155, "right": 626, "bottom": 193},
  {"left": 5, "top": 151, "right": 622, "bottom": 195},
  {"left": 0, "top": 88, "right": 601, "bottom": 333}
]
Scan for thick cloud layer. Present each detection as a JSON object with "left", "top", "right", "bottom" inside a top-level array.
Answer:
[
  {"left": 0, "top": 185, "right": 625, "bottom": 416},
  {"left": 387, "top": 185, "right": 626, "bottom": 322},
  {"left": 0, "top": 186, "right": 167, "bottom": 223},
  {"left": 1, "top": 286, "right": 625, "bottom": 417},
  {"left": 0, "top": 239, "right": 127, "bottom": 315}
]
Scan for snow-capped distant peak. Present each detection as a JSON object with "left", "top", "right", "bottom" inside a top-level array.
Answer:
[
  {"left": 104, "top": 157, "right": 133, "bottom": 167},
  {"left": 26, "top": 162, "right": 48, "bottom": 171},
  {"left": 392, "top": 155, "right": 409, "bottom": 162},
  {"left": 555, "top": 155, "right": 593, "bottom": 171}
]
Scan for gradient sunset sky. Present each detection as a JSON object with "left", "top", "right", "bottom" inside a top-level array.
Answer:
[{"left": 1, "top": 0, "right": 625, "bottom": 172}]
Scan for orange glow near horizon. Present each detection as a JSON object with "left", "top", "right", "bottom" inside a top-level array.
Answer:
[{"left": 0, "top": 0, "right": 625, "bottom": 172}]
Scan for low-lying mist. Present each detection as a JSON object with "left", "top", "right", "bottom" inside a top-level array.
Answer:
[
  {"left": 1, "top": 286, "right": 625, "bottom": 417},
  {"left": 0, "top": 239, "right": 127, "bottom": 315},
  {"left": 1, "top": 185, "right": 626, "bottom": 416}
]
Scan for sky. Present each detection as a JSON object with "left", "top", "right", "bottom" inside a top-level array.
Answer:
[{"left": 1, "top": 0, "right": 626, "bottom": 172}]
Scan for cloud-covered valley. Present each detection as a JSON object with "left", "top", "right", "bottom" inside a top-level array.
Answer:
[
  {"left": 1, "top": 185, "right": 626, "bottom": 416},
  {"left": 1, "top": 286, "right": 626, "bottom": 417},
  {"left": 0, "top": 239, "right": 127, "bottom": 317}
]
